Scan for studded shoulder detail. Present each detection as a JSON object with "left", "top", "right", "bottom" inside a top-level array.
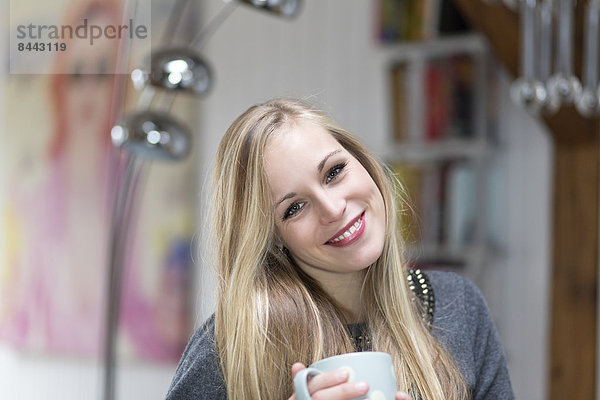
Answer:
[
  {"left": 348, "top": 269, "right": 435, "bottom": 352},
  {"left": 407, "top": 269, "right": 435, "bottom": 328}
]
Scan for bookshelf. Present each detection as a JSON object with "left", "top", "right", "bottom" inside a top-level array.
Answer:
[{"left": 382, "top": 33, "right": 497, "bottom": 278}]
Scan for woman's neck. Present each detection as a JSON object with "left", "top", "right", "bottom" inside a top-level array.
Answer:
[{"left": 319, "top": 270, "right": 366, "bottom": 323}]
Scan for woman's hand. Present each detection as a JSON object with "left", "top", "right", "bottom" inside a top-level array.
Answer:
[
  {"left": 288, "top": 362, "right": 413, "bottom": 400},
  {"left": 288, "top": 362, "right": 368, "bottom": 400}
]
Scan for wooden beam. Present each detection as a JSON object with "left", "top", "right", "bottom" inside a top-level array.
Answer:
[
  {"left": 550, "top": 116, "right": 599, "bottom": 399},
  {"left": 450, "top": 1, "right": 599, "bottom": 399},
  {"left": 448, "top": 0, "right": 519, "bottom": 77}
]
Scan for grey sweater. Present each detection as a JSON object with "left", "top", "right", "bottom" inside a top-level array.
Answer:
[{"left": 165, "top": 271, "right": 515, "bottom": 399}]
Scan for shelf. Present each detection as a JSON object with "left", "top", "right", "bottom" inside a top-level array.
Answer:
[
  {"left": 404, "top": 242, "right": 488, "bottom": 267},
  {"left": 383, "top": 32, "right": 496, "bottom": 275},
  {"left": 377, "top": 33, "right": 488, "bottom": 62},
  {"left": 384, "top": 138, "right": 490, "bottom": 164}
]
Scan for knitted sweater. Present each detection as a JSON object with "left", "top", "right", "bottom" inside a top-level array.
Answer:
[{"left": 165, "top": 271, "right": 515, "bottom": 399}]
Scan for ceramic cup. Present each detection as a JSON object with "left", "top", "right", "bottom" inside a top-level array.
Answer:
[{"left": 293, "top": 351, "right": 398, "bottom": 400}]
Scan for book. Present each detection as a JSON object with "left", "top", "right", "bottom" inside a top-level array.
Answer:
[
  {"left": 444, "top": 161, "right": 476, "bottom": 249},
  {"left": 424, "top": 54, "right": 476, "bottom": 141},
  {"left": 390, "top": 63, "right": 409, "bottom": 142},
  {"left": 376, "top": 0, "right": 440, "bottom": 43}
]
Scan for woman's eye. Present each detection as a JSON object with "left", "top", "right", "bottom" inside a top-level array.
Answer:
[
  {"left": 283, "top": 201, "right": 305, "bottom": 220},
  {"left": 325, "top": 162, "right": 347, "bottom": 184}
]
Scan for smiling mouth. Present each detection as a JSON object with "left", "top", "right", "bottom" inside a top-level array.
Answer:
[{"left": 325, "top": 212, "right": 365, "bottom": 247}]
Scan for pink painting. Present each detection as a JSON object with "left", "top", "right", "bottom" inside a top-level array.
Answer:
[{"left": 1, "top": 0, "right": 194, "bottom": 363}]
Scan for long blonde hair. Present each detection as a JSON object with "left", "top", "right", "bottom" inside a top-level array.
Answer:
[{"left": 212, "top": 98, "right": 470, "bottom": 399}]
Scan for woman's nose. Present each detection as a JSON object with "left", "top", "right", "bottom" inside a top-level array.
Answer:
[{"left": 316, "top": 191, "right": 346, "bottom": 224}]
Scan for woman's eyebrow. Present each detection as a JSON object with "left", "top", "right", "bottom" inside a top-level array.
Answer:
[
  {"left": 317, "top": 149, "right": 342, "bottom": 173},
  {"left": 275, "top": 192, "right": 296, "bottom": 208}
]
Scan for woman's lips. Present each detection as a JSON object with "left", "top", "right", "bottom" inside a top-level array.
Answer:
[{"left": 325, "top": 212, "right": 365, "bottom": 247}]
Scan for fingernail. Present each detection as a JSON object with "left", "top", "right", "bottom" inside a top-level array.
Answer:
[
  {"left": 355, "top": 381, "right": 368, "bottom": 391},
  {"left": 335, "top": 369, "right": 349, "bottom": 381}
]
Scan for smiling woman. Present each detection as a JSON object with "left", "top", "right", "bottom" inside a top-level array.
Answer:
[
  {"left": 264, "top": 120, "right": 387, "bottom": 287},
  {"left": 165, "top": 98, "right": 514, "bottom": 400}
]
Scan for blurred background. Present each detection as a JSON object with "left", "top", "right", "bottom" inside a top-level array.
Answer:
[{"left": 1, "top": 0, "right": 591, "bottom": 399}]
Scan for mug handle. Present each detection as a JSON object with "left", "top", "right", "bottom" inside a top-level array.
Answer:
[{"left": 293, "top": 367, "right": 322, "bottom": 400}]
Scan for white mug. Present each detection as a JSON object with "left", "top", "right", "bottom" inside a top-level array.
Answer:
[{"left": 293, "top": 351, "right": 398, "bottom": 400}]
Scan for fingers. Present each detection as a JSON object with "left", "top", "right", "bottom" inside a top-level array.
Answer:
[
  {"left": 395, "top": 391, "right": 413, "bottom": 400},
  {"left": 291, "top": 362, "right": 307, "bottom": 379},
  {"left": 291, "top": 363, "right": 370, "bottom": 400},
  {"left": 288, "top": 363, "right": 307, "bottom": 400},
  {"left": 306, "top": 368, "right": 349, "bottom": 392},
  {"left": 306, "top": 369, "right": 369, "bottom": 400}
]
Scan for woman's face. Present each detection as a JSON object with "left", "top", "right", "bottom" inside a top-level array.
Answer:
[
  {"left": 264, "top": 121, "right": 386, "bottom": 283},
  {"left": 64, "top": 11, "right": 116, "bottom": 135}
]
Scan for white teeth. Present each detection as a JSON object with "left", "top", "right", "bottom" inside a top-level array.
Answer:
[{"left": 329, "top": 215, "right": 362, "bottom": 243}]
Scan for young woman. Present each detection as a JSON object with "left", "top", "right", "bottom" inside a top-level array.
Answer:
[{"left": 166, "top": 98, "right": 514, "bottom": 400}]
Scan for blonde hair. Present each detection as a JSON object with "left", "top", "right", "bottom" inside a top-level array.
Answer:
[{"left": 212, "top": 98, "right": 470, "bottom": 400}]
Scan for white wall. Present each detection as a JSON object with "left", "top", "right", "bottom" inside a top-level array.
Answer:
[{"left": 196, "top": 0, "right": 391, "bottom": 166}]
